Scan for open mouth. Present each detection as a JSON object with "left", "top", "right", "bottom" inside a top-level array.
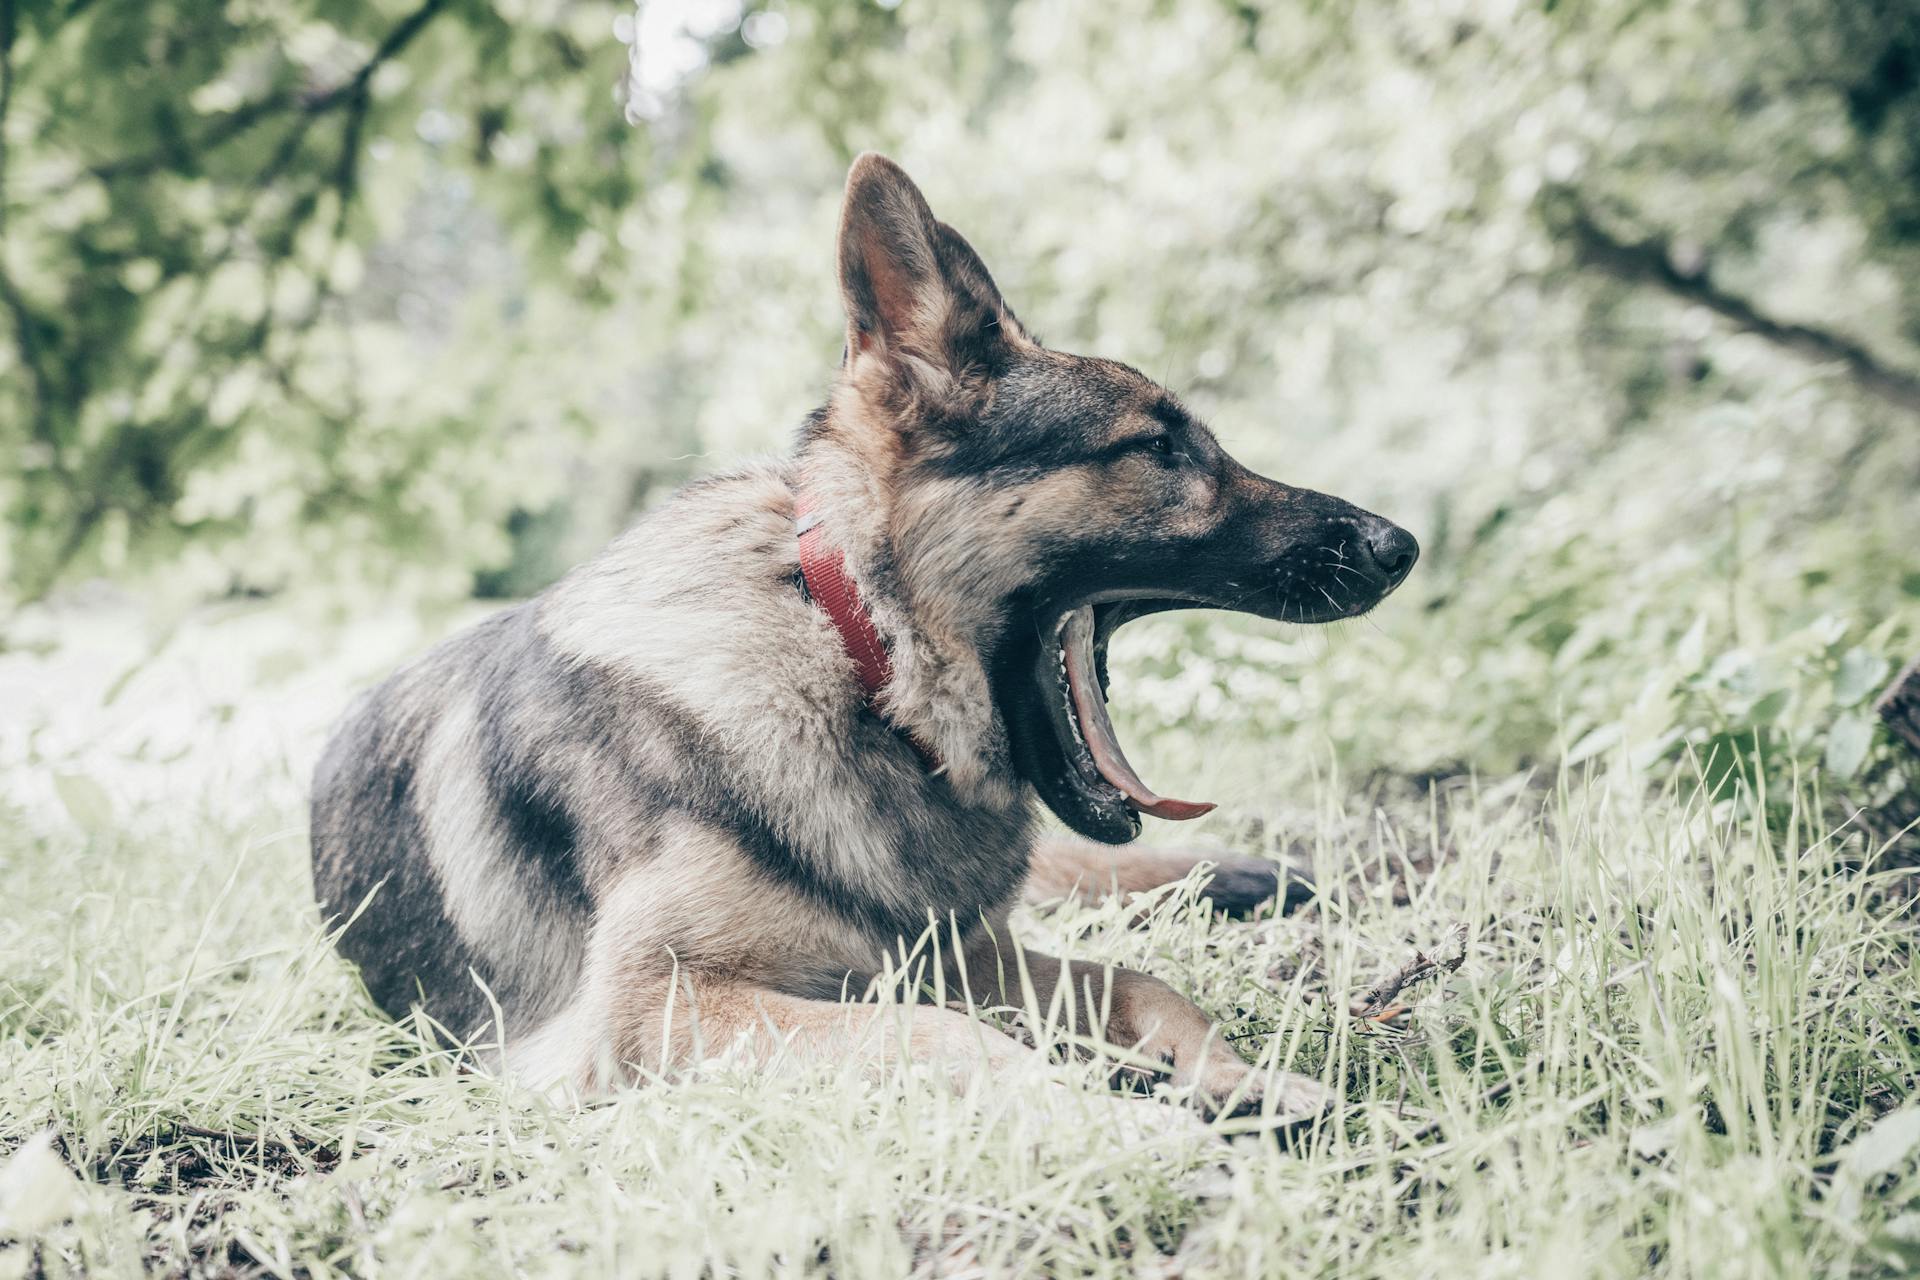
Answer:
[
  {"left": 1015, "top": 560, "right": 1407, "bottom": 844},
  {"left": 1049, "top": 603, "right": 1216, "bottom": 825}
]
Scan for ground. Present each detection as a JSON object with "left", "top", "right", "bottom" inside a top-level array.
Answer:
[{"left": 1, "top": 596, "right": 1917, "bottom": 1279}]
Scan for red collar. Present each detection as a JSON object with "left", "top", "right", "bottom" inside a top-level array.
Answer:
[{"left": 793, "top": 492, "right": 939, "bottom": 770}]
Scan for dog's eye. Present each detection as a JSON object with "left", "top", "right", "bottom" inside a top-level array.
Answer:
[{"left": 1107, "top": 432, "right": 1178, "bottom": 464}]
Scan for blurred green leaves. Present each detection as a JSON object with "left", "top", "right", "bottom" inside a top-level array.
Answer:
[
  {"left": 0, "top": 0, "right": 647, "bottom": 600},
  {"left": 1, "top": 0, "right": 1917, "bottom": 833},
  {"left": 4, "top": 0, "right": 1918, "bottom": 610}
]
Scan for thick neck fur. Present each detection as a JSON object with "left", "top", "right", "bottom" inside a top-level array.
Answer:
[{"left": 793, "top": 382, "right": 1021, "bottom": 801}]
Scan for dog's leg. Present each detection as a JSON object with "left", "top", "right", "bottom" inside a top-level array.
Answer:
[
  {"left": 627, "top": 974, "right": 1037, "bottom": 1081},
  {"left": 518, "top": 960, "right": 1043, "bottom": 1097},
  {"left": 955, "top": 922, "right": 1334, "bottom": 1126},
  {"left": 508, "top": 829, "right": 1036, "bottom": 1094},
  {"left": 1022, "top": 835, "right": 1310, "bottom": 918},
  {"left": 530, "top": 964, "right": 1211, "bottom": 1146},
  {"left": 509, "top": 826, "right": 1137, "bottom": 1106}
]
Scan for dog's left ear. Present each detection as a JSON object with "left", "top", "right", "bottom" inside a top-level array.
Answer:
[{"left": 836, "top": 153, "right": 1024, "bottom": 382}]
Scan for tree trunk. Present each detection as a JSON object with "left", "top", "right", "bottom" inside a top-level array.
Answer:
[
  {"left": 1856, "top": 658, "right": 1920, "bottom": 865},
  {"left": 1879, "top": 657, "right": 1920, "bottom": 758}
]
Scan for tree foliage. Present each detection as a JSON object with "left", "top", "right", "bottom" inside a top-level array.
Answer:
[
  {"left": 1, "top": 0, "right": 646, "bottom": 598},
  {"left": 3, "top": 0, "right": 1918, "bottom": 815},
  {"left": 3, "top": 0, "right": 1916, "bottom": 598}
]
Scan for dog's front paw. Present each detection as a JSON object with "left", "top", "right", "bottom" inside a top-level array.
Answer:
[
  {"left": 1260, "top": 1070, "right": 1339, "bottom": 1126},
  {"left": 1197, "top": 855, "right": 1313, "bottom": 918},
  {"left": 1199, "top": 1069, "right": 1339, "bottom": 1147}
]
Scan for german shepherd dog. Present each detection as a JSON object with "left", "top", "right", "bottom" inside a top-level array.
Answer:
[{"left": 311, "top": 155, "right": 1418, "bottom": 1122}]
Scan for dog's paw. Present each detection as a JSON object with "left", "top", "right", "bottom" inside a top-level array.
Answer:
[
  {"left": 1200, "top": 1070, "right": 1339, "bottom": 1149},
  {"left": 1197, "top": 855, "right": 1314, "bottom": 918},
  {"left": 1260, "top": 1070, "right": 1340, "bottom": 1127}
]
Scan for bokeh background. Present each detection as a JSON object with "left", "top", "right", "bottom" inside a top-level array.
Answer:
[{"left": 2, "top": 0, "right": 1918, "bottom": 837}]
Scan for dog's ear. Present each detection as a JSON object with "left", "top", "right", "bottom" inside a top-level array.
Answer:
[{"left": 836, "top": 153, "right": 1024, "bottom": 381}]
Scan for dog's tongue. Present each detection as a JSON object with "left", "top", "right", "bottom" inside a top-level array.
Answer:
[{"left": 1059, "top": 606, "right": 1216, "bottom": 821}]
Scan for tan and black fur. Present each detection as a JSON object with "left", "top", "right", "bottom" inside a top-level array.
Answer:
[{"left": 311, "top": 155, "right": 1417, "bottom": 1120}]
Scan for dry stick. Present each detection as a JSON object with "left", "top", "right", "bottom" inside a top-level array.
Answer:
[
  {"left": 160, "top": 1120, "right": 340, "bottom": 1169},
  {"left": 1349, "top": 923, "right": 1469, "bottom": 1018},
  {"left": 1227, "top": 926, "right": 1471, "bottom": 1045}
]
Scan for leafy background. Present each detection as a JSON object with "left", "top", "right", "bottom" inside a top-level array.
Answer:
[{"left": 13, "top": 0, "right": 1915, "bottom": 833}]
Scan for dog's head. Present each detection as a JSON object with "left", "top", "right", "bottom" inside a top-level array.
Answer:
[{"left": 811, "top": 154, "right": 1418, "bottom": 843}]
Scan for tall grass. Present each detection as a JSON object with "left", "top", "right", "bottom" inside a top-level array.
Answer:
[{"left": 3, "top": 756, "right": 1914, "bottom": 1278}]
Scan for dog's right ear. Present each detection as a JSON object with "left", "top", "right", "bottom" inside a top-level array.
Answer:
[{"left": 836, "top": 153, "right": 1023, "bottom": 383}]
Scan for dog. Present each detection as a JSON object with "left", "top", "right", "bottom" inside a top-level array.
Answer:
[{"left": 310, "top": 154, "right": 1418, "bottom": 1121}]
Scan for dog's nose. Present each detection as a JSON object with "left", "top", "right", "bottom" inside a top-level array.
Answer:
[{"left": 1361, "top": 519, "right": 1419, "bottom": 585}]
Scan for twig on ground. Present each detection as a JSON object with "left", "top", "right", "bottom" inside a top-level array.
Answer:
[{"left": 1349, "top": 923, "right": 1468, "bottom": 1018}]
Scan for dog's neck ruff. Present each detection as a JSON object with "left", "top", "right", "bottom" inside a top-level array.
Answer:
[{"left": 793, "top": 492, "right": 941, "bottom": 771}]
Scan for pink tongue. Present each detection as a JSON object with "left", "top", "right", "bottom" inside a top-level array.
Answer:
[{"left": 1059, "top": 607, "right": 1216, "bottom": 821}]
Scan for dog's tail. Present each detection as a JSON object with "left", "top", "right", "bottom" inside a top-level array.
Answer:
[{"left": 1021, "top": 836, "right": 1311, "bottom": 919}]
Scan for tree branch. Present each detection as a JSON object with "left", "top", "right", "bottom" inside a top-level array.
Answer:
[
  {"left": 332, "top": 0, "right": 449, "bottom": 106},
  {"left": 86, "top": 0, "right": 450, "bottom": 187},
  {"left": 1878, "top": 658, "right": 1920, "bottom": 759},
  {"left": 0, "top": 0, "right": 59, "bottom": 456},
  {"left": 1553, "top": 195, "right": 1920, "bottom": 416},
  {"left": 12, "top": 0, "right": 451, "bottom": 600}
]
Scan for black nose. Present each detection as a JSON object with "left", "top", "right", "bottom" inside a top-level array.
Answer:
[{"left": 1361, "top": 520, "right": 1419, "bottom": 584}]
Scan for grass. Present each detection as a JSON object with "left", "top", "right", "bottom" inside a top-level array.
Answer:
[{"left": 3, "top": 606, "right": 1918, "bottom": 1280}]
